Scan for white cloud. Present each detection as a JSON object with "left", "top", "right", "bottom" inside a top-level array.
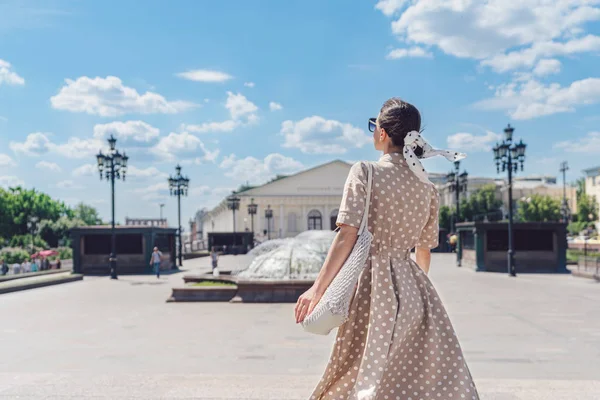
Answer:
[
  {"left": 386, "top": 47, "right": 433, "bottom": 59},
  {"left": 127, "top": 166, "right": 168, "bottom": 179},
  {"left": 150, "top": 131, "right": 219, "bottom": 162},
  {"left": 133, "top": 182, "right": 169, "bottom": 202},
  {"left": 280, "top": 116, "right": 371, "bottom": 154},
  {"left": 50, "top": 76, "right": 196, "bottom": 117},
  {"left": 182, "top": 92, "right": 259, "bottom": 134},
  {"left": 226, "top": 91, "right": 258, "bottom": 120},
  {"left": 447, "top": 131, "right": 502, "bottom": 152},
  {"left": 0, "top": 154, "right": 16, "bottom": 167},
  {"left": 51, "top": 137, "right": 104, "bottom": 159},
  {"left": 35, "top": 161, "right": 61, "bottom": 172},
  {"left": 176, "top": 69, "right": 233, "bottom": 83},
  {"left": 554, "top": 131, "right": 600, "bottom": 153},
  {"left": 0, "top": 116, "right": 7, "bottom": 122},
  {"left": 269, "top": 101, "right": 283, "bottom": 111},
  {"left": 72, "top": 164, "right": 97, "bottom": 177},
  {"left": 244, "top": 82, "right": 255, "bottom": 88},
  {"left": 0, "top": 59, "right": 25, "bottom": 86},
  {"left": 482, "top": 34, "right": 600, "bottom": 73},
  {"left": 9, "top": 132, "right": 52, "bottom": 156},
  {"left": 93, "top": 120, "right": 159, "bottom": 143},
  {"left": 10, "top": 132, "right": 105, "bottom": 159},
  {"left": 0, "top": 176, "right": 24, "bottom": 188},
  {"left": 474, "top": 77, "right": 600, "bottom": 119},
  {"left": 183, "top": 120, "right": 239, "bottom": 134},
  {"left": 375, "top": 0, "right": 408, "bottom": 16},
  {"left": 533, "top": 59, "right": 562, "bottom": 76},
  {"left": 55, "top": 180, "right": 83, "bottom": 189},
  {"left": 219, "top": 153, "right": 304, "bottom": 184},
  {"left": 381, "top": 1, "right": 600, "bottom": 72}
]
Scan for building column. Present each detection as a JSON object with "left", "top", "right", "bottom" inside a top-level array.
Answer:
[
  {"left": 301, "top": 204, "right": 307, "bottom": 232},
  {"left": 279, "top": 204, "right": 285, "bottom": 238},
  {"left": 324, "top": 204, "right": 329, "bottom": 230}
]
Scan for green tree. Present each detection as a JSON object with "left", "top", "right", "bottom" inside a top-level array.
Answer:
[
  {"left": 73, "top": 203, "right": 103, "bottom": 225},
  {"left": 576, "top": 193, "right": 599, "bottom": 225},
  {"left": 39, "top": 216, "right": 85, "bottom": 248},
  {"left": 459, "top": 184, "right": 503, "bottom": 222},
  {"left": 438, "top": 205, "right": 452, "bottom": 232},
  {"left": 575, "top": 177, "right": 586, "bottom": 200},
  {"left": 517, "top": 194, "right": 561, "bottom": 222}
]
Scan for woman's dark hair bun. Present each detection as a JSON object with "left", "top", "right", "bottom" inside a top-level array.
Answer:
[{"left": 378, "top": 98, "right": 424, "bottom": 156}]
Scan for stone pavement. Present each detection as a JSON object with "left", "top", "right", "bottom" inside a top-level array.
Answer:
[{"left": 0, "top": 254, "right": 599, "bottom": 399}]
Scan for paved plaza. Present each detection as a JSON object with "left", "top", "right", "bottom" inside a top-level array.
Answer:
[{"left": 1, "top": 253, "right": 599, "bottom": 399}]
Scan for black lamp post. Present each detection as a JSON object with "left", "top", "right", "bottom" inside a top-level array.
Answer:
[
  {"left": 265, "top": 204, "right": 273, "bottom": 240},
  {"left": 247, "top": 198, "right": 258, "bottom": 234},
  {"left": 559, "top": 161, "right": 570, "bottom": 222},
  {"left": 446, "top": 161, "right": 468, "bottom": 233},
  {"left": 168, "top": 165, "right": 189, "bottom": 267},
  {"left": 492, "top": 124, "right": 527, "bottom": 277},
  {"left": 27, "top": 216, "right": 39, "bottom": 255},
  {"left": 96, "top": 135, "right": 129, "bottom": 279},
  {"left": 227, "top": 192, "right": 241, "bottom": 250}
]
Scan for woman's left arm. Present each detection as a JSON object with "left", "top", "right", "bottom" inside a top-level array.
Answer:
[{"left": 295, "top": 225, "right": 358, "bottom": 323}]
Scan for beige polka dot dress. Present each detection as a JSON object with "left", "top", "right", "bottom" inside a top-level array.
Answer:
[{"left": 310, "top": 153, "right": 480, "bottom": 400}]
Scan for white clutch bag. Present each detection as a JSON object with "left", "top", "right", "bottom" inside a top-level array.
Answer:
[{"left": 301, "top": 162, "right": 374, "bottom": 335}]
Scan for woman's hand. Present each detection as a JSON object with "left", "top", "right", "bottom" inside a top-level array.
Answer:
[{"left": 295, "top": 285, "right": 323, "bottom": 324}]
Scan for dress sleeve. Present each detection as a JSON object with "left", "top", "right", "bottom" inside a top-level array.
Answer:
[
  {"left": 336, "top": 162, "right": 369, "bottom": 229},
  {"left": 416, "top": 185, "right": 440, "bottom": 249}
]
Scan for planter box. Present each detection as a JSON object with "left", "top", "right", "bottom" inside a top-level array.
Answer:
[
  {"left": 231, "top": 279, "right": 314, "bottom": 303},
  {"left": 168, "top": 286, "right": 237, "bottom": 302}
]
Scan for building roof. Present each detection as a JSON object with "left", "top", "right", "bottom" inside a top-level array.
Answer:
[{"left": 583, "top": 165, "right": 600, "bottom": 177}]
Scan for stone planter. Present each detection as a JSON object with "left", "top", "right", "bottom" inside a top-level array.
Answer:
[
  {"left": 231, "top": 279, "right": 314, "bottom": 303},
  {"left": 167, "top": 286, "right": 237, "bottom": 302}
]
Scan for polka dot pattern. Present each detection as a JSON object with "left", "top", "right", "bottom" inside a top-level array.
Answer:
[{"left": 311, "top": 153, "right": 480, "bottom": 400}]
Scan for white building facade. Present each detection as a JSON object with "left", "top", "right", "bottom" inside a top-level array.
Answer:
[
  {"left": 583, "top": 165, "right": 600, "bottom": 230},
  {"left": 199, "top": 160, "right": 352, "bottom": 244}
]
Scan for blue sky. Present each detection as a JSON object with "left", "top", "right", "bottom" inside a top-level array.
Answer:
[{"left": 1, "top": 0, "right": 599, "bottom": 226}]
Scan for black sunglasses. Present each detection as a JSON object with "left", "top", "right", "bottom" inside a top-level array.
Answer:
[{"left": 368, "top": 118, "right": 377, "bottom": 132}]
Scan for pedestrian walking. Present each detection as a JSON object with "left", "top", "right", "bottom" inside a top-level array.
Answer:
[
  {"left": 0, "top": 259, "right": 8, "bottom": 276},
  {"left": 297, "top": 98, "right": 480, "bottom": 399},
  {"left": 210, "top": 247, "right": 219, "bottom": 276},
  {"left": 150, "top": 247, "right": 162, "bottom": 278}
]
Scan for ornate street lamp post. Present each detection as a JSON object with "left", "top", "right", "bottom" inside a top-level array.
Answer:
[
  {"left": 96, "top": 135, "right": 129, "bottom": 279},
  {"left": 227, "top": 192, "right": 241, "bottom": 251},
  {"left": 168, "top": 165, "right": 189, "bottom": 267},
  {"left": 446, "top": 161, "right": 468, "bottom": 233},
  {"left": 492, "top": 124, "right": 527, "bottom": 277},
  {"left": 559, "top": 161, "right": 570, "bottom": 222},
  {"left": 27, "top": 216, "right": 39, "bottom": 255},
  {"left": 265, "top": 204, "right": 273, "bottom": 240},
  {"left": 247, "top": 198, "right": 258, "bottom": 233}
]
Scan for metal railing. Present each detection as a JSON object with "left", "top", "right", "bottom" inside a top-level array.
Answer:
[{"left": 577, "top": 256, "right": 600, "bottom": 275}]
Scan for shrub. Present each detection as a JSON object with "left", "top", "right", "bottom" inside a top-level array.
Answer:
[
  {"left": 9, "top": 234, "right": 49, "bottom": 250},
  {"left": 0, "top": 247, "right": 31, "bottom": 264}
]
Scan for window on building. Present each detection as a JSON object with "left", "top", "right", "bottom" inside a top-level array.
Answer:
[
  {"left": 330, "top": 209, "right": 339, "bottom": 230},
  {"left": 307, "top": 210, "right": 322, "bottom": 230},
  {"left": 288, "top": 212, "right": 298, "bottom": 233}
]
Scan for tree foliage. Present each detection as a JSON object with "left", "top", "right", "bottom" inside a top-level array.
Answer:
[
  {"left": 438, "top": 205, "right": 452, "bottom": 232},
  {"left": 575, "top": 193, "right": 599, "bottom": 225},
  {"left": 0, "top": 187, "right": 103, "bottom": 252},
  {"left": 459, "top": 184, "right": 503, "bottom": 222},
  {"left": 517, "top": 194, "right": 561, "bottom": 222}
]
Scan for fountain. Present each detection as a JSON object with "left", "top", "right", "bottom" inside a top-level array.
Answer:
[{"left": 168, "top": 230, "right": 336, "bottom": 303}]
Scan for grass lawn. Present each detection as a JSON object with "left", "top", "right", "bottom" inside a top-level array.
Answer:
[
  {"left": 567, "top": 249, "right": 600, "bottom": 263},
  {"left": 191, "top": 281, "right": 237, "bottom": 287}
]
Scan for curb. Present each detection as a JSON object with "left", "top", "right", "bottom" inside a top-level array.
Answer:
[{"left": 0, "top": 274, "right": 84, "bottom": 295}]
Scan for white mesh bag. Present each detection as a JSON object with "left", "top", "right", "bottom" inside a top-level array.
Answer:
[{"left": 302, "top": 162, "right": 374, "bottom": 335}]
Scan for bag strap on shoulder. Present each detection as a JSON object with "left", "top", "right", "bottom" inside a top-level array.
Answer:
[{"left": 357, "top": 162, "right": 373, "bottom": 236}]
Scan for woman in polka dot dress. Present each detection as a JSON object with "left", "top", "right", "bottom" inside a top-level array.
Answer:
[{"left": 295, "top": 98, "right": 480, "bottom": 400}]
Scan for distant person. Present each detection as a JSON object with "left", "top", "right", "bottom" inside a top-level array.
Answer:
[
  {"left": 210, "top": 247, "right": 219, "bottom": 272},
  {"left": 31, "top": 259, "right": 39, "bottom": 272},
  {"left": 1, "top": 259, "right": 8, "bottom": 276},
  {"left": 150, "top": 247, "right": 162, "bottom": 278},
  {"left": 56, "top": 258, "right": 62, "bottom": 269},
  {"left": 12, "top": 262, "right": 21, "bottom": 275},
  {"left": 22, "top": 260, "right": 31, "bottom": 273},
  {"left": 449, "top": 233, "right": 458, "bottom": 252}
]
